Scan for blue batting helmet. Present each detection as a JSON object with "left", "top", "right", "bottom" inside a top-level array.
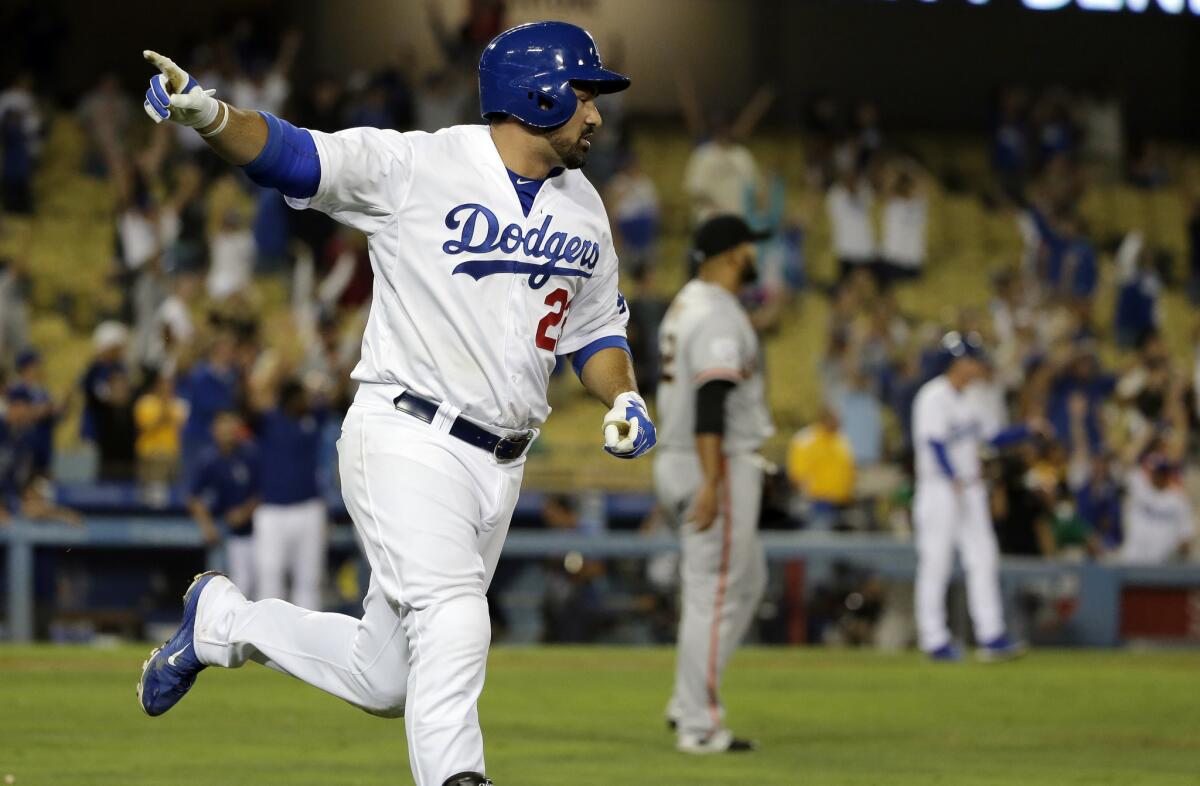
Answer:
[
  {"left": 478, "top": 21, "right": 630, "bottom": 129},
  {"left": 939, "top": 331, "right": 989, "bottom": 370}
]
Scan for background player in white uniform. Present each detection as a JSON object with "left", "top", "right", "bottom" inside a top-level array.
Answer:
[
  {"left": 911, "top": 332, "right": 1039, "bottom": 662},
  {"left": 135, "top": 23, "right": 656, "bottom": 786},
  {"left": 654, "top": 216, "right": 773, "bottom": 754},
  {"left": 1118, "top": 454, "right": 1195, "bottom": 563}
]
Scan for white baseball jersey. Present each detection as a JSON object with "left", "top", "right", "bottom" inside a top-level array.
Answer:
[
  {"left": 285, "top": 124, "right": 628, "bottom": 430},
  {"left": 912, "top": 376, "right": 990, "bottom": 486},
  {"left": 655, "top": 279, "right": 773, "bottom": 454},
  {"left": 1118, "top": 470, "right": 1194, "bottom": 564},
  {"left": 911, "top": 375, "right": 1009, "bottom": 652}
]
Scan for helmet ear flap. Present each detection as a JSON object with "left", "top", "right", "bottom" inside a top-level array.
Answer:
[
  {"left": 516, "top": 77, "right": 577, "bottom": 128},
  {"left": 530, "top": 89, "right": 555, "bottom": 112}
]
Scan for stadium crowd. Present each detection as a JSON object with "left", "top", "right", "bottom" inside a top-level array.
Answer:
[
  {"left": 1, "top": 6, "right": 1197, "bottom": 642},
  {"left": 780, "top": 83, "right": 1196, "bottom": 569}
]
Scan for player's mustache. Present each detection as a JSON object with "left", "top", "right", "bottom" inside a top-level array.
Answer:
[{"left": 579, "top": 124, "right": 596, "bottom": 141}]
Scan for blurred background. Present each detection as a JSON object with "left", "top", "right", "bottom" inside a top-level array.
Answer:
[{"left": 1, "top": 0, "right": 1199, "bottom": 650}]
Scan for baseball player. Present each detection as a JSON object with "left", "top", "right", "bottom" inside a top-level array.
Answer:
[
  {"left": 187, "top": 410, "right": 259, "bottom": 596},
  {"left": 654, "top": 215, "right": 772, "bottom": 754},
  {"left": 911, "top": 332, "right": 1035, "bottom": 662},
  {"left": 248, "top": 378, "right": 328, "bottom": 611},
  {"left": 135, "top": 22, "right": 654, "bottom": 786}
]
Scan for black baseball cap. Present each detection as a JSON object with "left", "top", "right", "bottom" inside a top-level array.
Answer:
[{"left": 690, "top": 215, "right": 771, "bottom": 266}]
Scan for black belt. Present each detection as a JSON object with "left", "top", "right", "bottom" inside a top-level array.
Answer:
[{"left": 393, "top": 391, "right": 533, "bottom": 462}]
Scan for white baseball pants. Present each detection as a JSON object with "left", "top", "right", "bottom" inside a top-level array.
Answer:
[
  {"left": 194, "top": 386, "right": 523, "bottom": 786},
  {"left": 252, "top": 498, "right": 327, "bottom": 611},
  {"left": 913, "top": 481, "right": 1006, "bottom": 651},
  {"left": 654, "top": 449, "right": 767, "bottom": 739}
]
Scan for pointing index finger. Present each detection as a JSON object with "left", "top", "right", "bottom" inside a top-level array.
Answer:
[{"left": 143, "top": 50, "right": 187, "bottom": 90}]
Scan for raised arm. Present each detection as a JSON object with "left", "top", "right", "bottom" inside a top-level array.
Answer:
[
  {"left": 1163, "top": 371, "right": 1190, "bottom": 461},
  {"left": 730, "top": 84, "right": 776, "bottom": 143},
  {"left": 673, "top": 68, "right": 705, "bottom": 141},
  {"left": 142, "top": 51, "right": 321, "bottom": 202},
  {"left": 143, "top": 49, "right": 412, "bottom": 236},
  {"left": 143, "top": 51, "right": 268, "bottom": 164}
]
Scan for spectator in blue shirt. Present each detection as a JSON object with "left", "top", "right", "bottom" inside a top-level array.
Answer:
[
  {"left": 0, "top": 74, "right": 38, "bottom": 216},
  {"left": 1046, "top": 347, "right": 1115, "bottom": 454},
  {"left": 346, "top": 81, "right": 395, "bottom": 130},
  {"left": 249, "top": 376, "right": 327, "bottom": 610},
  {"left": 0, "top": 387, "right": 79, "bottom": 525},
  {"left": 606, "top": 153, "right": 660, "bottom": 276},
  {"left": 1074, "top": 456, "right": 1122, "bottom": 550},
  {"left": 1032, "top": 91, "right": 1076, "bottom": 166},
  {"left": 832, "top": 371, "right": 883, "bottom": 467},
  {"left": 180, "top": 332, "right": 240, "bottom": 483},
  {"left": 1032, "top": 209, "right": 1097, "bottom": 301},
  {"left": 1113, "top": 232, "right": 1161, "bottom": 349},
  {"left": 1056, "top": 216, "right": 1098, "bottom": 301},
  {"left": 991, "top": 87, "right": 1029, "bottom": 202},
  {"left": 1065, "top": 392, "right": 1122, "bottom": 550},
  {"left": 10, "top": 348, "right": 61, "bottom": 474},
  {"left": 0, "top": 389, "right": 35, "bottom": 520},
  {"left": 189, "top": 410, "right": 260, "bottom": 597}
]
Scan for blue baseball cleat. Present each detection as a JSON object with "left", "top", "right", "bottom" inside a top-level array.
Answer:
[
  {"left": 975, "top": 634, "right": 1027, "bottom": 663},
  {"left": 927, "top": 643, "right": 963, "bottom": 662},
  {"left": 137, "top": 571, "right": 223, "bottom": 716}
]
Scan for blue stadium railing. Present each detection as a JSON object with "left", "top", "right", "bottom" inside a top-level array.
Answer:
[{"left": 4, "top": 515, "right": 1199, "bottom": 646}]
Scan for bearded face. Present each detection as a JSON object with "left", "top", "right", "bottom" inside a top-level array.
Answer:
[
  {"left": 737, "top": 244, "right": 760, "bottom": 285},
  {"left": 544, "top": 85, "right": 601, "bottom": 170},
  {"left": 547, "top": 120, "right": 596, "bottom": 169}
]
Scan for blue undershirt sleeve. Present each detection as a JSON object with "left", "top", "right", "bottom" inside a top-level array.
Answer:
[
  {"left": 929, "top": 439, "right": 957, "bottom": 480},
  {"left": 570, "top": 336, "right": 632, "bottom": 377},
  {"left": 241, "top": 112, "right": 321, "bottom": 199},
  {"left": 989, "top": 424, "right": 1030, "bottom": 449}
]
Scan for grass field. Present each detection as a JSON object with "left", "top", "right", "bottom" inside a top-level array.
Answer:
[{"left": 2, "top": 646, "right": 1198, "bottom": 785}]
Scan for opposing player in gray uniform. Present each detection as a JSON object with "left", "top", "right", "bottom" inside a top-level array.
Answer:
[{"left": 654, "top": 216, "right": 773, "bottom": 754}]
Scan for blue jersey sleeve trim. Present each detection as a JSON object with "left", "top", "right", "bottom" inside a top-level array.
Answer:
[
  {"left": 929, "top": 439, "right": 957, "bottom": 480},
  {"left": 989, "top": 424, "right": 1030, "bottom": 449},
  {"left": 570, "top": 336, "right": 631, "bottom": 377},
  {"left": 242, "top": 112, "right": 321, "bottom": 199}
]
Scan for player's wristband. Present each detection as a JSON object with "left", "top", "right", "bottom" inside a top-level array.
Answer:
[{"left": 198, "top": 101, "right": 229, "bottom": 138}]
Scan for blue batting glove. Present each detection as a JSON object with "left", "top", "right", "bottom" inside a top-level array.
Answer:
[{"left": 603, "top": 391, "right": 656, "bottom": 459}]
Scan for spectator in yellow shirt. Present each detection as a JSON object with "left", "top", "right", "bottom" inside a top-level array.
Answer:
[
  {"left": 134, "top": 372, "right": 189, "bottom": 483},
  {"left": 788, "top": 407, "right": 856, "bottom": 530}
]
